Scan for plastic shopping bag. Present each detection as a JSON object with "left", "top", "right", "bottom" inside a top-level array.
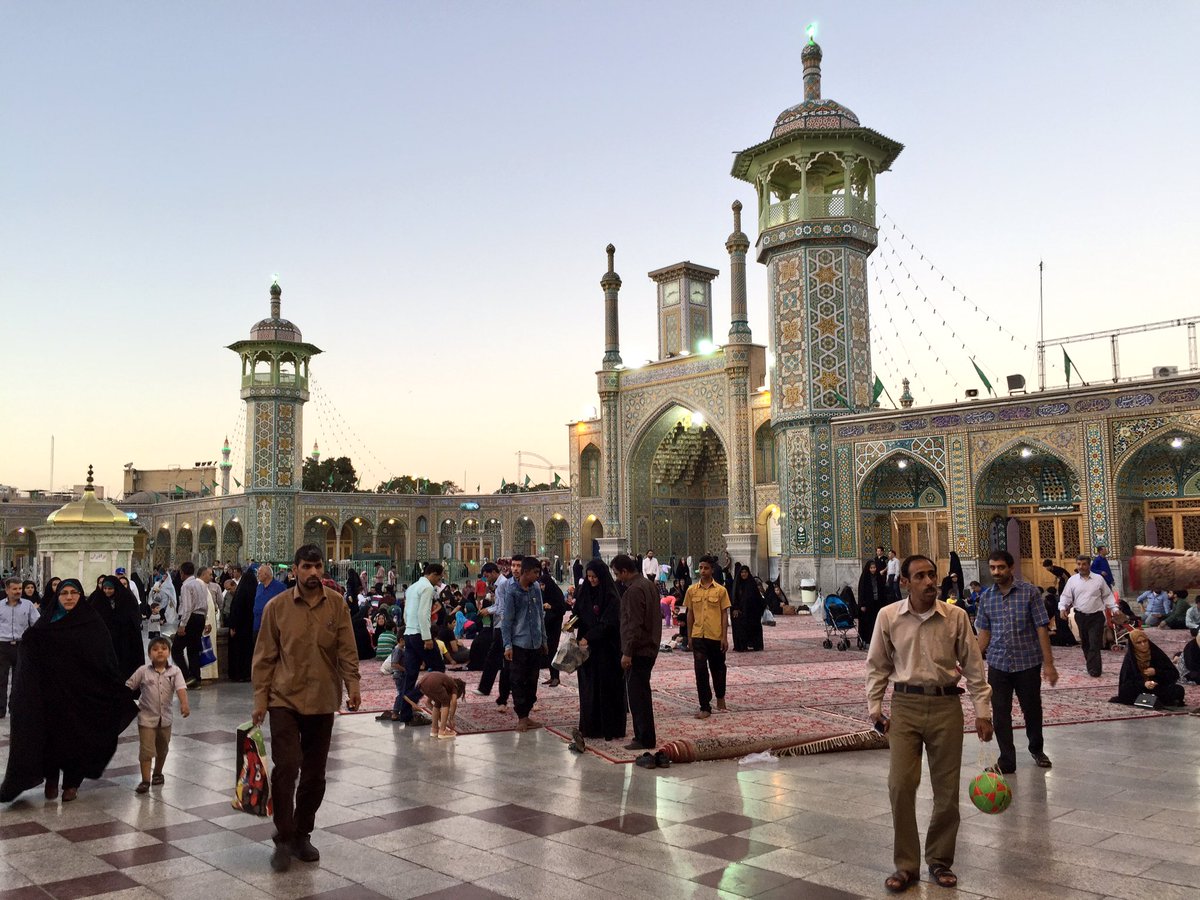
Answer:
[
  {"left": 199, "top": 635, "right": 217, "bottom": 669},
  {"left": 231, "top": 721, "right": 273, "bottom": 817},
  {"left": 551, "top": 636, "right": 589, "bottom": 674}
]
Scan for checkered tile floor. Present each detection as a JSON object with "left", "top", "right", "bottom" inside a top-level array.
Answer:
[{"left": 2, "top": 681, "right": 1198, "bottom": 898}]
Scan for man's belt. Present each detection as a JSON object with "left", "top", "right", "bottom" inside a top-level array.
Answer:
[{"left": 892, "top": 682, "right": 962, "bottom": 696}]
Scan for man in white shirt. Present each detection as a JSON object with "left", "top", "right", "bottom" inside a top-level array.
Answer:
[
  {"left": 642, "top": 551, "right": 659, "bottom": 581},
  {"left": 886, "top": 551, "right": 901, "bottom": 600},
  {"left": 1058, "top": 554, "right": 1118, "bottom": 678},
  {"left": 173, "top": 563, "right": 213, "bottom": 688}
]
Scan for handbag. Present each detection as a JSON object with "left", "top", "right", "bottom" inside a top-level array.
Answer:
[
  {"left": 231, "top": 721, "right": 273, "bottom": 816},
  {"left": 551, "top": 635, "right": 589, "bottom": 674},
  {"left": 199, "top": 635, "right": 217, "bottom": 669}
]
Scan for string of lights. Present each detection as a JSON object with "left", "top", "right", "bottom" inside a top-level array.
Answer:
[
  {"left": 308, "top": 377, "right": 393, "bottom": 487},
  {"left": 880, "top": 212, "right": 1030, "bottom": 352},
  {"left": 872, "top": 250, "right": 961, "bottom": 390},
  {"left": 867, "top": 261, "right": 936, "bottom": 400}
]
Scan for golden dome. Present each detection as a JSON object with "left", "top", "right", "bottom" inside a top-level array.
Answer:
[{"left": 47, "top": 466, "right": 132, "bottom": 526}]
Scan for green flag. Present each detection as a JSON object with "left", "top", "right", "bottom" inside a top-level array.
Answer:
[
  {"left": 327, "top": 472, "right": 335, "bottom": 486},
  {"left": 1063, "top": 347, "right": 1077, "bottom": 386},
  {"left": 523, "top": 474, "right": 532, "bottom": 487},
  {"left": 872, "top": 375, "right": 885, "bottom": 404},
  {"left": 500, "top": 478, "right": 507, "bottom": 489},
  {"left": 233, "top": 477, "right": 242, "bottom": 488},
  {"left": 970, "top": 358, "right": 994, "bottom": 396},
  {"left": 211, "top": 480, "right": 220, "bottom": 490},
  {"left": 831, "top": 390, "right": 854, "bottom": 411},
  {"left": 200, "top": 485, "right": 209, "bottom": 496},
  {"left": 552, "top": 472, "right": 562, "bottom": 487}
]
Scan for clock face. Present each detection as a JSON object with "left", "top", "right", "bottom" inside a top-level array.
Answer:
[
  {"left": 662, "top": 282, "right": 680, "bottom": 306},
  {"left": 689, "top": 283, "right": 706, "bottom": 305}
]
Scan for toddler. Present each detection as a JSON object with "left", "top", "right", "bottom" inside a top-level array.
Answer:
[
  {"left": 147, "top": 601, "right": 164, "bottom": 640},
  {"left": 125, "top": 636, "right": 189, "bottom": 793}
]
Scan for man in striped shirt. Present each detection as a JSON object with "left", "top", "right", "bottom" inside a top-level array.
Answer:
[{"left": 976, "top": 551, "right": 1058, "bottom": 774}]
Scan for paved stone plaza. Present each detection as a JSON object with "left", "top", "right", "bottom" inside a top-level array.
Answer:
[{"left": 1, "top": 682, "right": 1196, "bottom": 900}]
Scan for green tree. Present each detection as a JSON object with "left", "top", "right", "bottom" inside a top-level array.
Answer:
[
  {"left": 374, "top": 476, "right": 463, "bottom": 495},
  {"left": 494, "top": 481, "right": 551, "bottom": 494},
  {"left": 302, "top": 456, "right": 359, "bottom": 492}
]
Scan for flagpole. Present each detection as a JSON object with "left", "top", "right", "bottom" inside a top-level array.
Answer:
[{"left": 1037, "top": 260, "right": 1045, "bottom": 391}]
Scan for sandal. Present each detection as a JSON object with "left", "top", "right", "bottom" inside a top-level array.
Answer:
[
  {"left": 151, "top": 774, "right": 165, "bottom": 786},
  {"left": 135, "top": 781, "right": 150, "bottom": 794},
  {"left": 375, "top": 711, "right": 399, "bottom": 721},
  {"left": 884, "top": 870, "right": 918, "bottom": 893},
  {"left": 928, "top": 865, "right": 958, "bottom": 888}
]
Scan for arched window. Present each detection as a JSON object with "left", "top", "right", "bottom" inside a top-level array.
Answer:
[
  {"left": 755, "top": 422, "right": 776, "bottom": 484},
  {"left": 416, "top": 516, "right": 428, "bottom": 534},
  {"left": 580, "top": 444, "right": 601, "bottom": 497}
]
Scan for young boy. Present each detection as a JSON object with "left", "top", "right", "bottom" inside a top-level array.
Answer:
[
  {"left": 147, "top": 601, "right": 164, "bottom": 640},
  {"left": 403, "top": 672, "right": 465, "bottom": 740},
  {"left": 125, "top": 636, "right": 189, "bottom": 793}
]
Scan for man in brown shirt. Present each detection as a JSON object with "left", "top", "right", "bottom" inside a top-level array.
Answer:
[
  {"left": 865, "top": 554, "right": 992, "bottom": 894},
  {"left": 612, "top": 554, "right": 661, "bottom": 751},
  {"left": 252, "top": 544, "right": 360, "bottom": 873}
]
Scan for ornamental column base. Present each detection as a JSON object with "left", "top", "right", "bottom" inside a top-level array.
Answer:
[
  {"left": 596, "top": 536, "right": 629, "bottom": 563},
  {"left": 723, "top": 533, "right": 759, "bottom": 574}
]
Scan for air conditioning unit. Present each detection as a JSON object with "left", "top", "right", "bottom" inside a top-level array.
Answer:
[{"left": 1153, "top": 365, "right": 1179, "bottom": 378}]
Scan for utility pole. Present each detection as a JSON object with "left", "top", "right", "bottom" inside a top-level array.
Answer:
[{"left": 1037, "top": 260, "right": 1045, "bottom": 391}]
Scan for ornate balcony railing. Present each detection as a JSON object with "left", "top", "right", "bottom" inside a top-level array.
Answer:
[{"left": 764, "top": 193, "right": 875, "bottom": 228}]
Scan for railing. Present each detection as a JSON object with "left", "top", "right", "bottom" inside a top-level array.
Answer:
[{"left": 764, "top": 193, "right": 876, "bottom": 228}]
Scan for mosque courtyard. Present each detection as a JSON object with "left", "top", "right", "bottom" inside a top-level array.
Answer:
[{"left": 2, "top": 613, "right": 1196, "bottom": 900}]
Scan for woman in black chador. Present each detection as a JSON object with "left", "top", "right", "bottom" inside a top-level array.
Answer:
[
  {"left": 857, "top": 559, "right": 888, "bottom": 648},
  {"left": 88, "top": 575, "right": 146, "bottom": 680},
  {"left": 539, "top": 571, "right": 568, "bottom": 687},
  {"left": 573, "top": 560, "right": 625, "bottom": 741},
  {"left": 226, "top": 565, "right": 258, "bottom": 681},
  {"left": 1, "top": 579, "right": 138, "bottom": 803},
  {"left": 732, "top": 565, "right": 766, "bottom": 651}
]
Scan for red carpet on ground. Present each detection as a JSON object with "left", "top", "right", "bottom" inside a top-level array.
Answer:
[{"left": 353, "top": 614, "right": 1198, "bottom": 763}]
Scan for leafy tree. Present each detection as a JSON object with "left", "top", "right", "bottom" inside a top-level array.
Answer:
[
  {"left": 374, "top": 476, "right": 463, "bottom": 495},
  {"left": 302, "top": 456, "right": 359, "bottom": 492},
  {"left": 494, "top": 481, "right": 552, "bottom": 494}
]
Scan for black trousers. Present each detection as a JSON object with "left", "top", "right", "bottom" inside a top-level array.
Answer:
[
  {"left": 691, "top": 637, "right": 727, "bottom": 712},
  {"left": 509, "top": 646, "right": 540, "bottom": 718},
  {"left": 398, "top": 634, "right": 444, "bottom": 722},
  {"left": 0, "top": 642, "right": 18, "bottom": 715},
  {"left": 268, "top": 708, "right": 333, "bottom": 843},
  {"left": 625, "top": 654, "right": 657, "bottom": 748},
  {"left": 1074, "top": 610, "right": 1106, "bottom": 676},
  {"left": 172, "top": 613, "right": 207, "bottom": 682},
  {"left": 477, "top": 629, "right": 510, "bottom": 701},
  {"left": 988, "top": 664, "right": 1044, "bottom": 769}
]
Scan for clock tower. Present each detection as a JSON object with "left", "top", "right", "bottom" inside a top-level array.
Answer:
[
  {"left": 227, "top": 282, "right": 322, "bottom": 563},
  {"left": 731, "top": 37, "right": 902, "bottom": 583},
  {"left": 649, "top": 261, "right": 719, "bottom": 359}
]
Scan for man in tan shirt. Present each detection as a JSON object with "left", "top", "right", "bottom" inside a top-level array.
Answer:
[
  {"left": 865, "top": 554, "right": 992, "bottom": 894},
  {"left": 252, "top": 544, "right": 360, "bottom": 873}
]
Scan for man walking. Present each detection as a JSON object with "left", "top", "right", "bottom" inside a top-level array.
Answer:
[
  {"left": 174, "top": 563, "right": 211, "bottom": 688},
  {"left": 398, "top": 564, "right": 445, "bottom": 725},
  {"left": 252, "top": 544, "right": 359, "bottom": 873},
  {"left": 1, "top": 577, "right": 39, "bottom": 718},
  {"left": 501, "top": 556, "right": 547, "bottom": 731},
  {"left": 866, "top": 554, "right": 992, "bottom": 894},
  {"left": 886, "top": 550, "right": 901, "bottom": 601},
  {"left": 1058, "top": 554, "right": 1118, "bottom": 677},
  {"left": 477, "top": 559, "right": 515, "bottom": 704},
  {"left": 642, "top": 551, "right": 659, "bottom": 582},
  {"left": 684, "top": 556, "right": 730, "bottom": 719},
  {"left": 612, "top": 554, "right": 661, "bottom": 751},
  {"left": 253, "top": 563, "right": 287, "bottom": 636},
  {"left": 975, "top": 551, "right": 1057, "bottom": 775}
]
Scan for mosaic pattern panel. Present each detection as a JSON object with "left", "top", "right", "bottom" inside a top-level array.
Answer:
[
  {"left": 948, "top": 435, "right": 971, "bottom": 553},
  {"left": 855, "top": 437, "right": 946, "bottom": 480},
  {"left": 805, "top": 247, "right": 849, "bottom": 413},
  {"left": 1085, "top": 422, "right": 1110, "bottom": 549},
  {"left": 835, "top": 444, "right": 855, "bottom": 557}
]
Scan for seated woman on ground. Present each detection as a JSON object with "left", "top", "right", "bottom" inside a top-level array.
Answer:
[
  {"left": 1174, "top": 633, "right": 1200, "bottom": 685},
  {"left": 1110, "top": 629, "right": 1186, "bottom": 708}
]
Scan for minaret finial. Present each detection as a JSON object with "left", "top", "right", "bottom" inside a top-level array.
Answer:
[
  {"left": 85, "top": 464, "right": 95, "bottom": 491},
  {"left": 269, "top": 280, "right": 282, "bottom": 319},
  {"left": 802, "top": 29, "right": 822, "bottom": 101},
  {"left": 606, "top": 243, "right": 616, "bottom": 274}
]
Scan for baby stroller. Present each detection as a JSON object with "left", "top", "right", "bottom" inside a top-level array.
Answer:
[{"left": 821, "top": 591, "right": 859, "bottom": 651}]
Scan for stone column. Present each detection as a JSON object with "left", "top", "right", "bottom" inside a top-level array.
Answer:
[{"left": 723, "top": 202, "right": 757, "bottom": 569}]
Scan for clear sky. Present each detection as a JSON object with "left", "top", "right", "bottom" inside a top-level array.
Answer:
[{"left": 4, "top": 1, "right": 1198, "bottom": 498}]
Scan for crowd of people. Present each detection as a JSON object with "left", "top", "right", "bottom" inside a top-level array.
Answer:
[{"left": 2, "top": 539, "right": 1196, "bottom": 891}]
